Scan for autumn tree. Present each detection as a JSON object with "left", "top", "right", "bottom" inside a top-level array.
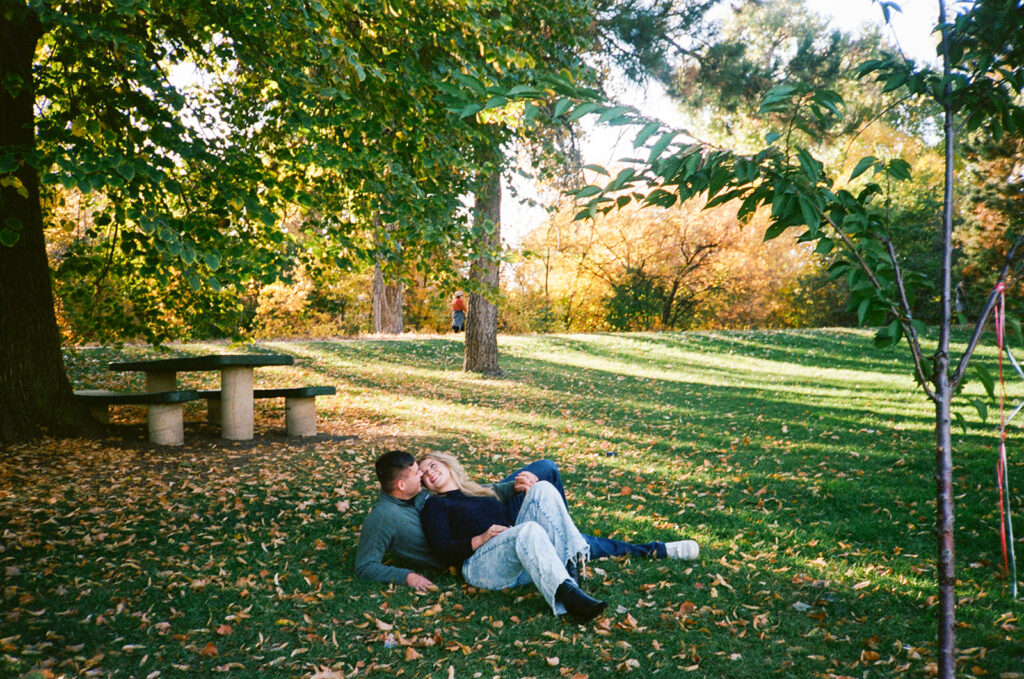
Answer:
[
  {"left": 0, "top": 0, "right": 608, "bottom": 438},
  {"left": 513, "top": 196, "right": 819, "bottom": 332}
]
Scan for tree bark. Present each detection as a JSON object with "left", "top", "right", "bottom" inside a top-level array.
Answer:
[
  {"left": 464, "top": 168, "right": 501, "bottom": 375},
  {"left": 0, "top": 9, "right": 96, "bottom": 442},
  {"left": 935, "top": 2, "right": 956, "bottom": 675},
  {"left": 371, "top": 263, "right": 404, "bottom": 334}
]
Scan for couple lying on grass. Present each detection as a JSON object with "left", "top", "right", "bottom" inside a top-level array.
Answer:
[{"left": 355, "top": 451, "right": 700, "bottom": 623}]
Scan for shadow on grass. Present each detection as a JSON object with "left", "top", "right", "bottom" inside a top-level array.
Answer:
[{"left": 35, "top": 330, "right": 1021, "bottom": 677}]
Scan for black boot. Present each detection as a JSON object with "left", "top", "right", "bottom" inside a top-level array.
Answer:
[
  {"left": 555, "top": 579, "right": 606, "bottom": 623},
  {"left": 565, "top": 557, "right": 581, "bottom": 585},
  {"left": 565, "top": 552, "right": 586, "bottom": 583}
]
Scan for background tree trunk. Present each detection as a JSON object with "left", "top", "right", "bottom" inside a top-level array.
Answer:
[
  {"left": 371, "top": 214, "right": 404, "bottom": 334},
  {"left": 464, "top": 169, "right": 501, "bottom": 375},
  {"left": 0, "top": 10, "right": 96, "bottom": 442},
  {"left": 372, "top": 263, "right": 404, "bottom": 334}
]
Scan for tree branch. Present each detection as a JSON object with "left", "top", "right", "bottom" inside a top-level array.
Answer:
[
  {"left": 950, "top": 233, "right": 1024, "bottom": 390},
  {"left": 824, "top": 212, "right": 938, "bottom": 401},
  {"left": 883, "top": 237, "right": 937, "bottom": 400}
]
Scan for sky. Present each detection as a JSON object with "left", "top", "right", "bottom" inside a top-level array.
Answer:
[
  {"left": 502, "top": 0, "right": 943, "bottom": 246},
  {"left": 579, "top": 0, "right": 941, "bottom": 167}
]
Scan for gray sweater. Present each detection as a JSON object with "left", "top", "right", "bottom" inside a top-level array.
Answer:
[{"left": 354, "top": 481, "right": 516, "bottom": 584}]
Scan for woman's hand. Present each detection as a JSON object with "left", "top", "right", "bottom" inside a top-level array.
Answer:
[
  {"left": 513, "top": 471, "right": 539, "bottom": 493},
  {"left": 471, "top": 524, "right": 508, "bottom": 550}
]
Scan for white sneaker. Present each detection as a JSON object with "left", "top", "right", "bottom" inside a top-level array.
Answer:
[{"left": 664, "top": 540, "right": 700, "bottom": 560}]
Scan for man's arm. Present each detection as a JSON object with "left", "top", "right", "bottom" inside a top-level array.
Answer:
[
  {"left": 489, "top": 478, "right": 517, "bottom": 503},
  {"left": 355, "top": 506, "right": 443, "bottom": 593}
]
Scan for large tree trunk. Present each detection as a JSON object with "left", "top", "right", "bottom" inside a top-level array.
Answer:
[
  {"left": 464, "top": 168, "right": 501, "bottom": 375},
  {"left": 0, "top": 9, "right": 95, "bottom": 442},
  {"left": 371, "top": 263, "right": 404, "bottom": 334}
]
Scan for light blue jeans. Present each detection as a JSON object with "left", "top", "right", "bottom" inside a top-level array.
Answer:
[{"left": 461, "top": 481, "right": 589, "bottom": 616}]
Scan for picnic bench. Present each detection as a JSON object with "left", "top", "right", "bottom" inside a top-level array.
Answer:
[
  {"left": 108, "top": 354, "right": 295, "bottom": 441},
  {"left": 75, "top": 389, "right": 201, "bottom": 446},
  {"left": 199, "top": 386, "right": 337, "bottom": 437}
]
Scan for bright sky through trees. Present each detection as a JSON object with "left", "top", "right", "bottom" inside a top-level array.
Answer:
[{"left": 502, "top": 0, "right": 939, "bottom": 246}]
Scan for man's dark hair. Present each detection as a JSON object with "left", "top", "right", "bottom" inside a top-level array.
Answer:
[{"left": 375, "top": 450, "right": 415, "bottom": 492}]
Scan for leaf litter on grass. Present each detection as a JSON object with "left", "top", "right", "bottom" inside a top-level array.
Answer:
[{"left": 3, "top": 329, "right": 1022, "bottom": 678}]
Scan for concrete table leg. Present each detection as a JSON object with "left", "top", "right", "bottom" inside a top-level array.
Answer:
[
  {"left": 148, "top": 404, "right": 184, "bottom": 446},
  {"left": 285, "top": 397, "right": 317, "bottom": 437},
  {"left": 146, "top": 371, "right": 177, "bottom": 392},
  {"left": 221, "top": 366, "right": 254, "bottom": 440}
]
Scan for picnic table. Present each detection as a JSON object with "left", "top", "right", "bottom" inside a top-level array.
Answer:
[{"left": 108, "top": 354, "right": 294, "bottom": 440}]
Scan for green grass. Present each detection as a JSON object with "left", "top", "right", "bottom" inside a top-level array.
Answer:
[{"left": 2, "top": 328, "right": 1022, "bottom": 678}]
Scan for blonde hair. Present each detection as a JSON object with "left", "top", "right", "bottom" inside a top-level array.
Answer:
[{"left": 419, "top": 451, "right": 498, "bottom": 498}]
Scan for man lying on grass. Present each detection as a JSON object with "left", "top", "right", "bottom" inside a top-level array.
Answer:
[{"left": 354, "top": 450, "right": 700, "bottom": 592}]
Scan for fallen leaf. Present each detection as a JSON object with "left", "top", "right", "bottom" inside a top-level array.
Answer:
[{"left": 199, "top": 642, "right": 218, "bottom": 658}]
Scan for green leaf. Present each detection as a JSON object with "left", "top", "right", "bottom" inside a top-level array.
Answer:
[
  {"left": 759, "top": 84, "right": 799, "bottom": 113},
  {"left": 574, "top": 185, "right": 601, "bottom": 198},
  {"left": 856, "top": 296, "right": 871, "bottom": 325},
  {"left": 583, "top": 164, "right": 609, "bottom": 176},
  {"left": 483, "top": 95, "right": 508, "bottom": 110},
  {"left": 763, "top": 219, "right": 789, "bottom": 241},
  {"left": 850, "top": 156, "right": 877, "bottom": 180},
  {"left": 798, "top": 194, "right": 819, "bottom": 229},
  {"left": 0, "top": 227, "right": 20, "bottom": 246},
  {"left": 886, "top": 159, "right": 913, "bottom": 181},
  {"left": 605, "top": 168, "right": 636, "bottom": 192},
  {"left": 598, "top": 105, "right": 632, "bottom": 123},
  {"left": 632, "top": 121, "right": 660, "bottom": 148},
  {"left": 647, "top": 132, "right": 679, "bottom": 163},
  {"left": 953, "top": 410, "right": 968, "bottom": 434},
  {"left": 553, "top": 98, "right": 572, "bottom": 118},
  {"left": 968, "top": 397, "right": 989, "bottom": 423},
  {"left": 458, "top": 103, "right": 483, "bottom": 118},
  {"left": 973, "top": 364, "right": 996, "bottom": 400},
  {"left": 567, "top": 102, "right": 600, "bottom": 122}
]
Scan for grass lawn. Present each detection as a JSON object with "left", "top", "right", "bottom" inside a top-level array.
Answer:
[{"left": 2, "top": 328, "right": 1022, "bottom": 678}]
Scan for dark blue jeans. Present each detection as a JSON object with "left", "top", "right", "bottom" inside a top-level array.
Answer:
[{"left": 500, "top": 459, "right": 666, "bottom": 559}]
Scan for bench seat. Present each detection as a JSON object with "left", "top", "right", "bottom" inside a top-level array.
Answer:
[
  {"left": 200, "top": 386, "right": 336, "bottom": 437},
  {"left": 75, "top": 389, "right": 201, "bottom": 446}
]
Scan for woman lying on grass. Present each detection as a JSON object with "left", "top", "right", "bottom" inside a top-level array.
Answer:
[{"left": 417, "top": 451, "right": 607, "bottom": 623}]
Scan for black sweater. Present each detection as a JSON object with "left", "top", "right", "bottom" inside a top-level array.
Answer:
[{"left": 420, "top": 490, "right": 514, "bottom": 567}]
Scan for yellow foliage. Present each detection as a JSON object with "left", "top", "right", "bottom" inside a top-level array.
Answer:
[{"left": 509, "top": 196, "right": 827, "bottom": 331}]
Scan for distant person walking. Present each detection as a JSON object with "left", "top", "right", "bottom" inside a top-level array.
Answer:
[{"left": 451, "top": 292, "right": 466, "bottom": 333}]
